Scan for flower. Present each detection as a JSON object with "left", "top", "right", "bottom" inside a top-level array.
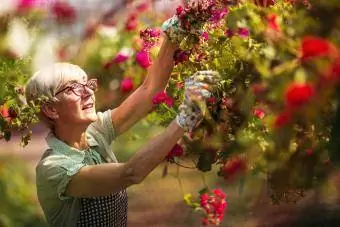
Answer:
[
  {"left": 136, "top": 2, "right": 149, "bottom": 12},
  {"left": 136, "top": 50, "right": 152, "bottom": 68},
  {"left": 0, "top": 105, "right": 15, "bottom": 122},
  {"left": 306, "top": 148, "right": 313, "bottom": 156},
  {"left": 274, "top": 111, "right": 291, "bottom": 128},
  {"left": 173, "top": 49, "right": 190, "bottom": 65},
  {"left": 253, "top": 108, "right": 265, "bottom": 119},
  {"left": 238, "top": 27, "right": 250, "bottom": 38},
  {"left": 166, "top": 144, "right": 184, "bottom": 159},
  {"left": 267, "top": 14, "right": 280, "bottom": 32},
  {"left": 0, "top": 105, "right": 9, "bottom": 118},
  {"left": 199, "top": 189, "right": 227, "bottom": 226},
  {"left": 285, "top": 83, "right": 315, "bottom": 107},
  {"left": 225, "top": 28, "right": 234, "bottom": 37},
  {"left": 201, "top": 32, "right": 209, "bottom": 41},
  {"left": 120, "top": 78, "right": 134, "bottom": 93},
  {"left": 125, "top": 14, "right": 138, "bottom": 31},
  {"left": 301, "top": 37, "right": 334, "bottom": 61},
  {"left": 152, "top": 91, "right": 174, "bottom": 107},
  {"left": 51, "top": 1, "right": 76, "bottom": 24},
  {"left": 114, "top": 53, "right": 129, "bottom": 64},
  {"left": 207, "top": 97, "right": 217, "bottom": 104},
  {"left": 210, "top": 8, "right": 228, "bottom": 23},
  {"left": 220, "top": 157, "right": 246, "bottom": 181},
  {"left": 17, "top": 0, "right": 42, "bottom": 10}
]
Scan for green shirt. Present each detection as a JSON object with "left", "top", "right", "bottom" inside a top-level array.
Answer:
[{"left": 36, "top": 110, "right": 118, "bottom": 226}]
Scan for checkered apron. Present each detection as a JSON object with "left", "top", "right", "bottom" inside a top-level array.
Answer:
[{"left": 76, "top": 148, "right": 128, "bottom": 226}]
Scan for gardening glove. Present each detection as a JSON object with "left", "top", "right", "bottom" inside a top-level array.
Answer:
[
  {"left": 175, "top": 70, "right": 221, "bottom": 132},
  {"left": 162, "top": 15, "right": 188, "bottom": 44}
]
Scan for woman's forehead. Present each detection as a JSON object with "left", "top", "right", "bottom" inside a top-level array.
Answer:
[{"left": 64, "top": 74, "right": 87, "bottom": 85}]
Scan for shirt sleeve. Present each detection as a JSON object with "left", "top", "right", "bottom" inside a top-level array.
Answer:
[
  {"left": 36, "top": 153, "right": 86, "bottom": 201},
  {"left": 87, "top": 109, "right": 116, "bottom": 146}
]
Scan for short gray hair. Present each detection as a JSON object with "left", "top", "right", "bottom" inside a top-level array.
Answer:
[{"left": 24, "top": 62, "right": 88, "bottom": 129}]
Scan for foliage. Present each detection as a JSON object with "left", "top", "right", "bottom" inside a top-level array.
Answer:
[{"left": 0, "top": 155, "right": 46, "bottom": 227}]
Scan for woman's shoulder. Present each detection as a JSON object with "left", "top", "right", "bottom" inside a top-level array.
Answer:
[{"left": 36, "top": 149, "right": 82, "bottom": 179}]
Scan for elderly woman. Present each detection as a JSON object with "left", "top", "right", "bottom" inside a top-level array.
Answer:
[{"left": 24, "top": 23, "right": 217, "bottom": 226}]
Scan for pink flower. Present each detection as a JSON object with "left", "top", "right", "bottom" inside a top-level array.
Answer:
[
  {"left": 202, "top": 32, "right": 209, "bottom": 41},
  {"left": 136, "top": 50, "right": 152, "bottom": 68},
  {"left": 152, "top": 91, "right": 173, "bottom": 107},
  {"left": 120, "top": 78, "right": 134, "bottom": 93},
  {"left": 210, "top": 8, "right": 228, "bottom": 23},
  {"left": 51, "top": 1, "right": 76, "bottom": 24},
  {"left": 149, "top": 29, "right": 161, "bottom": 37},
  {"left": 253, "top": 108, "right": 265, "bottom": 119},
  {"left": 136, "top": 2, "right": 149, "bottom": 12},
  {"left": 17, "top": 0, "right": 42, "bottom": 10},
  {"left": 114, "top": 53, "right": 129, "bottom": 64},
  {"left": 238, "top": 27, "right": 250, "bottom": 38}
]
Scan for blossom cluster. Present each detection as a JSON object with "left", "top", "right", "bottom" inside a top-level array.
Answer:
[{"left": 200, "top": 189, "right": 227, "bottom": 226}]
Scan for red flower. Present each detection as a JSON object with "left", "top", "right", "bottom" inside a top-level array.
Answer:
[
  {"left": 253, "top": 108, "right": 265, "bottom": 119},
  {"left": 152, "top": 91, "right": 173, "bottom": 107},
  {"left": 176, "top": 6, "right": 184, "bottom": 16},
  {"left": 220, "top": 157, "right": 246, "bottom": 181},
  {"left": 285, "top": 83, "right": 315, "bottom": 107},
  {"left": 274, "top": 111, "right": 291, "bottom": 128},
  {"left": 125, "top": 14, "right": 138, "bottom": 31},
  {"left": 301, "top": 37, "right": 334, "bottom": 61},
  {"left": 166, "top": 144, "right": 184, "bottom": 159},
  {"left": 136, "top": 50, "right": 152, "bottom": 68},
  {"left": 0, "top": 105, "right": 14, "bottom": 122},
  {"left": 306, "top": 148, "right": 313, "bottom": 156},
  {"left": 51, "top": 1, "right": 76, "bottom": 24},
  {"left": 199, "top": 189, "right": 227, "bottom": 226},
  {"left": 267, "top": 14, "right": 280, "bottom": 32},
  {"left": 207, "top": 97, "right": 217, "bottom": 104},
  {"left": 120, "top": 78, "right": 134, "bottom": 93},
  {"left": 0, "top": 105, "right": 9, "bottom": 118},
  {"left": 114, "top": 53, "right": 129, "bottom": 64},
  {"left": 136, "top": 2, "right": 149, "bottom": 12},
  {"left": 173, "top": 49, "right": 190, "bottom": 65}
]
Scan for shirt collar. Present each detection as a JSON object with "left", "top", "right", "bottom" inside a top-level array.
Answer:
[{"left": 45, "top": 131, "right": 99, "bottom": 158}]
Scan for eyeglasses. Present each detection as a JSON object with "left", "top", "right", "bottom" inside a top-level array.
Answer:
[{"left": 55, "top": 78, "right": 98, "bottom": 97}]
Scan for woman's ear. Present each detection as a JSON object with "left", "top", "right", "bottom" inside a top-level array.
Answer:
[{"left": 41, "top": 103, "right": 59, "bottom": 120}]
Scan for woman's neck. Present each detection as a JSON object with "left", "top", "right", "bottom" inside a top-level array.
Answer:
[{"left": 54, "top": 124, "right": 89, "bottom": 150}]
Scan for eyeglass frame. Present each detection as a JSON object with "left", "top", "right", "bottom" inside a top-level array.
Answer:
[{"left": 54, "top": 78, "right": 99, "bottom": 97}]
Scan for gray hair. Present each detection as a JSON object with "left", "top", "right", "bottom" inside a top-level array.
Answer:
[{"left": 24, "top": 62, "right": 88, "bottom": 129}]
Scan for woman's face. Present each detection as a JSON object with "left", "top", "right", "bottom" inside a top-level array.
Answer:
[{"left": 54, "top": 76, "right": 98, "bottom": 126}]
